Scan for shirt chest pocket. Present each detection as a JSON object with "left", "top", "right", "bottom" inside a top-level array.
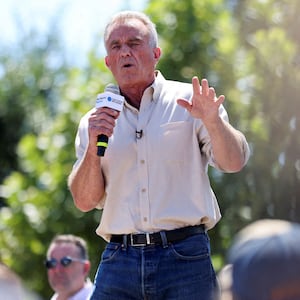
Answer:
[{"left": 149, "top": 121, "right": 194, "bottom": 161}]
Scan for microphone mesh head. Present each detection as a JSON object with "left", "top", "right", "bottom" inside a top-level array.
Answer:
[{"left": 105, "top": 84, "right": 120, "bottom": 95}]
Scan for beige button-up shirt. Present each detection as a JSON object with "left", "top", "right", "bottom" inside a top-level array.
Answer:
[{"left": 73, "top": 71, "right": 249, "bottom": 241}]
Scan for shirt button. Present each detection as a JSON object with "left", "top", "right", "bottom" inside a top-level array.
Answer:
[
  {"left": 141, "top": 188, "right": 146, "bottom": 193},
  {"left": 140, "top": 160, "right": 145, "bottom": 164},
  {"left": 143, "top": 217, "right": 148, "bottom": 222}
]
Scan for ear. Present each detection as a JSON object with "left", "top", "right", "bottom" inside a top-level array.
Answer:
[
  {"left": 83, "top": 261, "right": 91, "bottom": 275},
  {"left": 153, "top": 47, "right": 161, "bottom": 61},
  {"left": 105, "top": 56, "right": 111, "bottom": 69}
]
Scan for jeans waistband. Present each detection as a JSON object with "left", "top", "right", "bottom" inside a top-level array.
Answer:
[{"left": 110, "top": 224, "right": 205, "bottom": 247}]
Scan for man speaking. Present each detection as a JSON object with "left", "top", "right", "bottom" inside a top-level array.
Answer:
[{"left": 68, "top": 10, "right": 250, "bottom": 300}]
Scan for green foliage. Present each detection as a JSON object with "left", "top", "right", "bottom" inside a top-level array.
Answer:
[
  {"left": 0, "top": 26, "right": 68, "bottom": 189},
  {"left": 0, "top": 0, "right": 299, "bottom": 297},
  {"left": 231, "top": 0, "right": 300, "bottom": 222},
  {"left": 146, "top": 0, "right": 229, "bottom": 83}
]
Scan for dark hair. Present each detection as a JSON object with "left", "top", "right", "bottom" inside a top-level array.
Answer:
[{"left": 48, "top": 234, "right": 89, "bottom": 260}]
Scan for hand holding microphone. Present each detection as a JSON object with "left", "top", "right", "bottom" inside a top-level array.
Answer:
[{"left": 95, "top": 84, "right": 125, "bottom": 156}]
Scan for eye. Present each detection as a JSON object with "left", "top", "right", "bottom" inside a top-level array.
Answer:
[
  {"left": 111, "top": 44, "right": 121, "bottom": 50},
  {"left": 61, "top": 257, "right": 73, "bottom": 266},
  {"left": 45, "top": 258, "right": 57, "bottom": 269},
  {"left": 129, "top": 41, "right": 141, "bottom": 48}
]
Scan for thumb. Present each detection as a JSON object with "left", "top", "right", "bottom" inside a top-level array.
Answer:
[{"left": 177, "top": 98, "right": 191, "bottom": 111}]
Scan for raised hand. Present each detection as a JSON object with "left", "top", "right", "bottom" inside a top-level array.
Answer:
[{"left": 177, "top": 76, "right": 225, "bottom": 124}]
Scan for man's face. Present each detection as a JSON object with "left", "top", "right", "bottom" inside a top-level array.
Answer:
[
  {"left": 46, "top": 243, "right": 89, "bottom": 297},
  {"left": 105, "top": 19, "right": 161, "bottom": 89}
]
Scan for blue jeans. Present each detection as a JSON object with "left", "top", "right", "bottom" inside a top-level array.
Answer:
[{"left": 90, "top": 232, "right": 218, "bottom": 300}]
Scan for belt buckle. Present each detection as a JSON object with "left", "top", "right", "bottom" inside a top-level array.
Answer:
[{"left": 130, "top": 233, "right": 151, "bottom": 247}]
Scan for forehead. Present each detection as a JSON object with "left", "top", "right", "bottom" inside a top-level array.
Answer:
[
  {"left": 48, "top": 242, "right": 79, "bottom": 258},
  {"left": 106, "top": 19, "right": 149, "bottom": 43}
]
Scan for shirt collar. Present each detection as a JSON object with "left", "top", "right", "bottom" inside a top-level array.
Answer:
[{"left": 120, "top": 70, "right": 165, "bottom": 109}]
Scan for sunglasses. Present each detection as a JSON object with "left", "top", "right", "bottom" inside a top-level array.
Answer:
[{"left": 45, "top": 256, "right": 86, "bottom": 269}]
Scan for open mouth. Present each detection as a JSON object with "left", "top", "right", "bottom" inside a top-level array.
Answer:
[{"left": 122, "top": 63, "right": 134, "bottom": 68}]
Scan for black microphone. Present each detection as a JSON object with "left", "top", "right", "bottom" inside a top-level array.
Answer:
[
  {"left": 97, "top": 135, "right": 108, "bottom": 156},
  {"left": 95, "top": 84, "right": 125, "bottom": 156}
]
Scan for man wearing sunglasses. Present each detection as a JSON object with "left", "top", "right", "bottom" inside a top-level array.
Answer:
[{"left": 45, "top": 234, "right": 94, "bottom": 300}]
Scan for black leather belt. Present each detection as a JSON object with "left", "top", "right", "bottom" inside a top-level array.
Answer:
[{"left": 110, "top": 224, "right": 205, "bottom": 247}]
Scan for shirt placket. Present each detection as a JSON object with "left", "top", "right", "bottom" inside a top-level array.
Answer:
[{"left": 136, "top": 95, "right": 154, "bottom": 230}]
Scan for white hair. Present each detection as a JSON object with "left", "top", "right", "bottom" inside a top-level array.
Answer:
[{"left": 104, "top": 11, "right": 158, "bottom": 50}]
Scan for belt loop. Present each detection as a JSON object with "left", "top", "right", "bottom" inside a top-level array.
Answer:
[
  {"left": 160, "top": 231, "right": 168, "bottom": 248},
  {"left": 122, "top": 235, "right": 128, "bottom": 250}
]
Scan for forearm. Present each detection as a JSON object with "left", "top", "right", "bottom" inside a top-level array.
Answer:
[
  {"left": 68, "top": 146, "right": 105, "bottom": 212},
  {"left": 205, "top": 117, "right": 249, "bottom": 172}
]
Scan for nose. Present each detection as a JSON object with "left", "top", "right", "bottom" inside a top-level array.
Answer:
[
  {"left": 50, "top": 263, "right": 65, "bottom": 273},
  {"left": 120, "top": 44, "right": 131, "bottom": 57}
]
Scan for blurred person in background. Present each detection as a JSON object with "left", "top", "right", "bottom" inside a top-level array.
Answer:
[
  {"left": 222, "top": 219, "right": 300, "bottom": 300},
  {"left": 45, "top": 234, "right": 93, "bottom": 300},
  {"left": 217, "top": 264, "right": 233, "bottom": 300},
  {"left": 0, "top": 261, "right": 41, "bottom": 300}
]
